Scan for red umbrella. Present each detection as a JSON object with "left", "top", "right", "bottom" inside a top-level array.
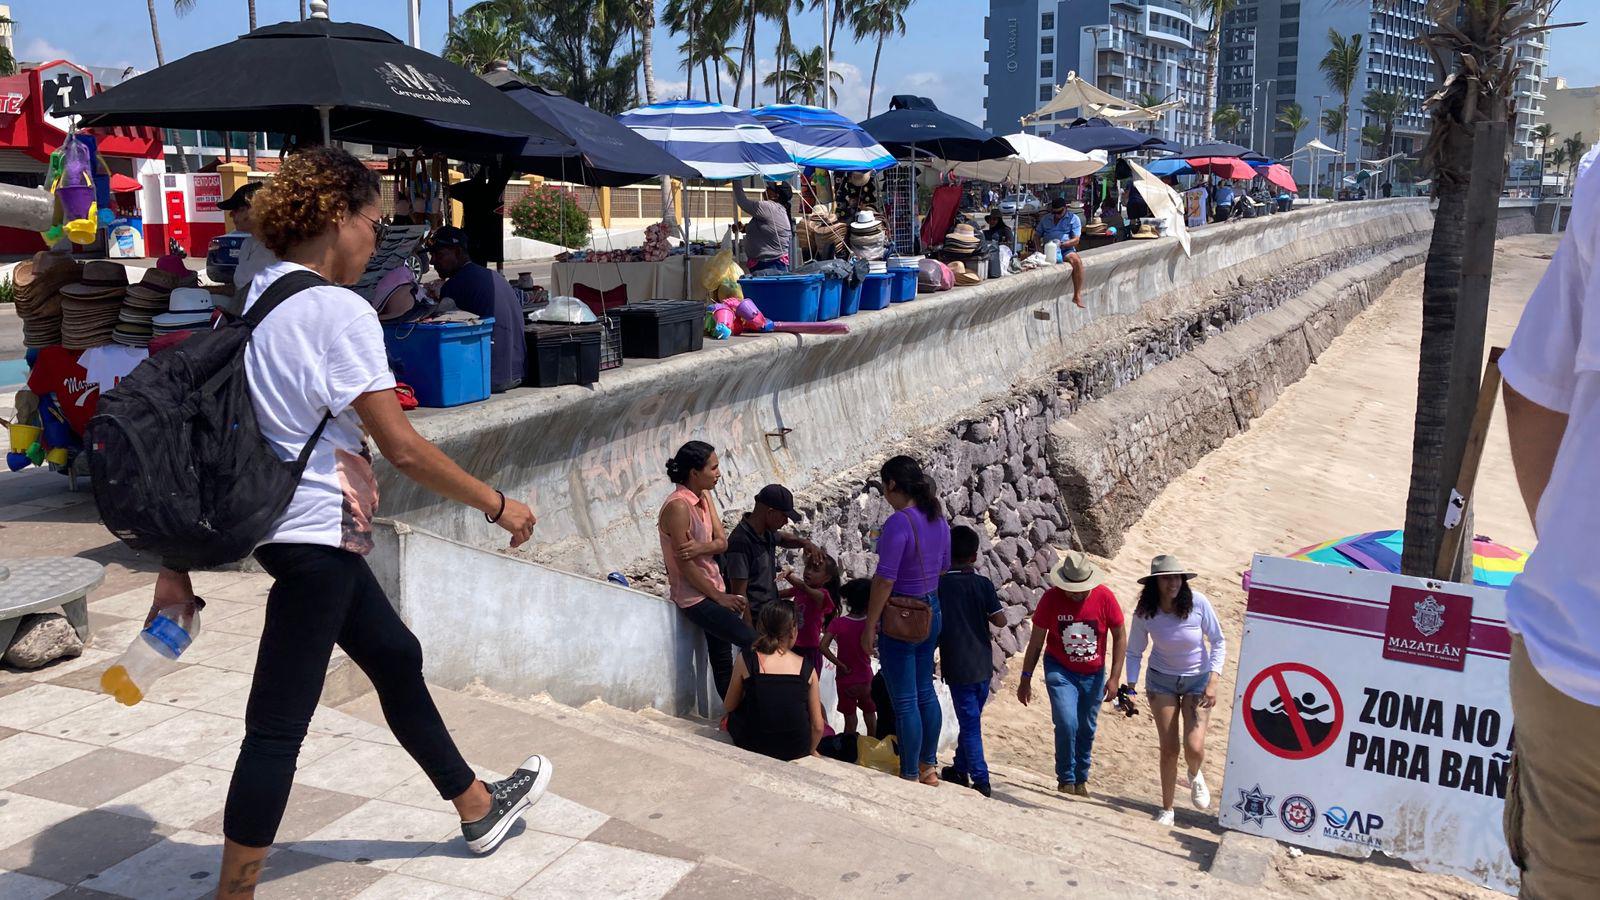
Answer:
[
  {"left": 1263, "top": 164, "right": 1298, "bottom": 193},
  {"left": 1186, "top": 156, "right": 1256, "bottom": 179},
  {"left": 109, "top": 173, "right": 142, "bottom": 193}
]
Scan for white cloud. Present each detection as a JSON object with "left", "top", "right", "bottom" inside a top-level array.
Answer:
[{"left": 19, "top": 37, "right": 72, "bottom": 66}]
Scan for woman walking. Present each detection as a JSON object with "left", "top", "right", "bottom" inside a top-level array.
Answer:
[
  {"left": 147, "top": 147, "right": 549, "bottom": 899},
  {"left": 658, "top": 441, "right": 753, "bottom": 699},
  {"left": 724, "top": 602, "right": 827, "bottom": 761},
  {"left": 1124, "top": 555, "right": 1226, "bottom": 826},
  {"left": 860, "top": 455, "right": 951, "bottom": 784}
]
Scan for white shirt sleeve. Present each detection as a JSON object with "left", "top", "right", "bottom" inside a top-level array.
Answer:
[
  {"left": 319, "top": 311, "right": 397, "bottom": 417},
  {"left": 1200, "top": 595, "right": 1227, "bottom": 676},
  {"left": 1501, "top": 167, "right": 1596, "bottom": 411},
  {"left": 1125, "top": 614, "right": 1149, "bottom": 687}
]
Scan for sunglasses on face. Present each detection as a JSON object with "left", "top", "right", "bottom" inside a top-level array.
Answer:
[{"left": 354, "top": 210, "right": 387, "bottom": 245}]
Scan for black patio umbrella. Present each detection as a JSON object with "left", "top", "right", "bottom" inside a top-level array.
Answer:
[
  {"left": 1048, "top": 117, "right": 1165, "bottom": 154},
  {"left": 70, "top": 18, "right": 569, "bottom": 159},
  {"left": 858, "top": 96, "right": 1014, "bottom": 162},
  {"left": 484, "top": 70, "right": 698, "bottom": 187},
  {"left": 1179, "top": 141, "right": 1269, "bottom": 162},
  {"left": 1143, "top": 138, "right": 1186, "bottom": 155}
]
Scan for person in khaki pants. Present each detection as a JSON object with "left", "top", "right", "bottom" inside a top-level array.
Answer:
[{"left": 1500, "top": 155, "right": 1600, "bottom": 898}]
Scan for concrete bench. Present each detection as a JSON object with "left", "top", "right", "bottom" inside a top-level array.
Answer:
[{"left": 0, "top": 557, "right": 104, "bottom": 654}]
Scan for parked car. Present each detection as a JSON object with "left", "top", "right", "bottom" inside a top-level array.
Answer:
[
  {"left": 998, "top": 191, "right": 1042, "bottom": 215},
  {"left": 205, "top": 231, "right": 248, "bottom": 285}
]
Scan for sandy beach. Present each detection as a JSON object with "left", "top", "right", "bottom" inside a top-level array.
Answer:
[{"left": 982, "top": 232, "right": 1557, "bottom": 896}]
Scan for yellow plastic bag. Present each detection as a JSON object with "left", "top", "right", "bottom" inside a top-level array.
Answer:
[
  {"left": 699, "top": 247, "right": 745, "bottom": 301},
  {"left": 856, "top": 734, "right": 901, "bottom": 776}
]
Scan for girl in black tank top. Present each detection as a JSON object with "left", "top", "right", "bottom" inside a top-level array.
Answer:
[{"left": 724, "top": 603, "right": 824, "bottom": 761}]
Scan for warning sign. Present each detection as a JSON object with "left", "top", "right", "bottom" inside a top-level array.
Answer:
[
  {"left": 1221, "top": 557, "right": 1517, "bottom": 894},
  {"left": 1242, "top": 662, "right": 1343, "bottom": 760}
]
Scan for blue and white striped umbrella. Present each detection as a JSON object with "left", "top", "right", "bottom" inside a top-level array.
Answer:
[
  {"left": 749, "top": 104, "right": 896, "bottom": 172},
  {"left": 616, "top": 101, "right": 798, "bottom": 181}
]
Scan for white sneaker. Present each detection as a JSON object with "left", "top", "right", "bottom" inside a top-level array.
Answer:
[
  {"left": 1156, "top": 808, "right": 1176, "bottom": 827},
  {"left": 1190, "top": 771, "right": 1210, "bottom": 809}
]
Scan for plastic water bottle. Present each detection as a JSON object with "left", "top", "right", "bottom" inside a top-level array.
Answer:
[{"left": 100, "top": 599, "right": 205, "bottom": 706}]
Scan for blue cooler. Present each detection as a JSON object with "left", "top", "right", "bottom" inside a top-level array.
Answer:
[
  {"left": 840, "top": 277, "right": 864, "bottom": 316},
  {"left": 818, "top": 275, "right": 843, "bottom": 321},
  {"left": 889, "top": 267, "right": 918, "bottom": 303},
  {"left": 739, "top": 273, "right": 822, "bottom": 322},
  {"left": 859, "top": 272, "right": 893, "bottom": 310},
  {"left": 383, "top": 319, "right": 493, "bottom": 408}
]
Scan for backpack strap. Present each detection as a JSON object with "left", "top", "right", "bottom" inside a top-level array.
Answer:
[{"left": 243, "top": 269, "right": 331, "bottom": 328}]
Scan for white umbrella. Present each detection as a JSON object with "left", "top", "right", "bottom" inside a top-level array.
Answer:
[
  {"left": 1128, "top": 160, "right": 1190, "bottom": 257},
  {"left": 1021, "top": 72, "right": 1165, "bottom": 125},
  {"left": 941, "top": 133, "right": 1107, "bottom": 183}
]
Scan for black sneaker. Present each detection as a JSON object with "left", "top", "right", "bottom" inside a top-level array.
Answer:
[
  {"left": 941, "top": 766, "right": 970, "bottom": 788},
  {"left": 462, "top": 755, "right": 552, "bottom": 854},
  {"left": 971, "top": 779, "right": 993, "bottom": 798}
]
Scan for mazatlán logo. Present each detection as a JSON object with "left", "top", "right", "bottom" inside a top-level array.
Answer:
[{"left": 1322, "top": 805, "right": 1385, "bottom": 848}]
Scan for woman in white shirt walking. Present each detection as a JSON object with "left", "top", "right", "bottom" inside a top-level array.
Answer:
[{"left": 1123, "top": 555, "right": 1226, "bottom": 826}]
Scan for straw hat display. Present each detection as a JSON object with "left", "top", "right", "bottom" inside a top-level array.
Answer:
[
  {"left": 153, "top": 287, "right": 217, "bottom": 335},
  {"left": 13, "top": 251, "right": 79, "bottom": 348},
  {"left": 847, "top": 210, "right": 887, "bottom": 262},
  {"left": 944, "top": 222, "right": 981, "bottom": 256},
  {"left": 60, "top": 261, "right": 129, "bottom": 350},
  {"left": 115, "top": 268, "right": 184, "bottom": 348}
]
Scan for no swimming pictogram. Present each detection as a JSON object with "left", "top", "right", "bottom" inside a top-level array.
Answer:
[{"left": 1242, "top": 662, "right": 1344, "bottom": 760}]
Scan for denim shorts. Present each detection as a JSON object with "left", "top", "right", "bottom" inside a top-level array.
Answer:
[{"left": 1145, "top": 669, "right": 1211, "bottom": 698}]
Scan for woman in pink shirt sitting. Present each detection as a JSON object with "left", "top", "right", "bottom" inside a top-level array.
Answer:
[
  {"left": 1123, "top": 554, "right": 1227, "bottom": 827},
  {"left": 657, "top": 441, "right": 752, "bottom": 699}
]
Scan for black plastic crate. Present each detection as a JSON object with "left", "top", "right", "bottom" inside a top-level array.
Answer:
[
  {"left": 599, "top": 315, "right": 623, "bottom": 371},
  {"left": 524, "top": 323, "right": 602, "bottom": 387},
  {"left": 607, "top": 300, "right": 706, "bottom": 360}
]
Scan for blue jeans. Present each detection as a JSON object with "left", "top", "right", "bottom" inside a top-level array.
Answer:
[
  {"left": 1044, "top": 657, "right": 1106, "bottom": 784},
  {"left": 948, "top": 681, "right": 991, "bottom": 784},
  {"left": 877, "top": 593, "right": 942, "bottom": 780}
]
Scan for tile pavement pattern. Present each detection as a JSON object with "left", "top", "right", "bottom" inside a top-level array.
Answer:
[{"left": 0, "top": 573, "right": 707, "bottom": 899}]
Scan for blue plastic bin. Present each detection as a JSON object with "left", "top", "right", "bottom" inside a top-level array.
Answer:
[
  {"left": 739, "top": 273, "right": 822, "bottom": 322},
  {"left": 383, "top": 319, "right": 492, "bottom": 408},
  {"left": 818, "top": 276, "right": 842, "bottom": 321},
  {"left": 840, "top": 278, "right": 864, "bottom": 316},
  {"left": 859, "top": 272, "right": 894, "bottom": 311},
  {"left": 889, "top": 267, "right": 918, "bottom": 303}
]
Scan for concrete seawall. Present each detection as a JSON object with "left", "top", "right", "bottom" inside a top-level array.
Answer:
[{"left": 377, "top": 198, "right": 1438, "bottom": 577}]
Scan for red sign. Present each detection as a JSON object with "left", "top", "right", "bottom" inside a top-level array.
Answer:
[
  {"left": 0, "top": 93, "right": 23, "bottom": 118},
  {"left": 1242, "top": 662, "right": 1344, "bottom": 761},
  {"left": 193, "top": 174, "right": 222, "bottom": 213},
  {"left": 1383, "top": 586, "right": 1473, "bottom": 672}
]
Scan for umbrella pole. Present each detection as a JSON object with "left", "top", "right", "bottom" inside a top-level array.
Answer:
[
  {"left": 910, "top": 144, "right": 918, "bottom": 255},
  {"left": 319, "top": 106, "right": 332, "bottom": 145}
]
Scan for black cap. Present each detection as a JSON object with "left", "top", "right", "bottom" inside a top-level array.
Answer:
[
  {"left": 755, "top": 484, "right": 796, "bottom": 518},
  {"left": 426, "top": 225, "right": 470, "bottom": 251},
  {"left": 217, "top": 182, "right": 262, "bottom": 211},
  {"left": 1050, "top": 196, "right": 1067, "bottom": 211}
]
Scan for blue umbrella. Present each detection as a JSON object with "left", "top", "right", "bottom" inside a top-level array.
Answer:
[
  {"left": 1049, "top": 117, "right": 1165, "bottom": 154},
  {"left": 750, "top": 104, "right": 895, "bottom": 171},
  {"left": 858, "top": 96, "right": 1014, "bottom": 162},
  {"left": 1144, "top": 157, "right": 1194, "bottom": 177},
  {"left": 617, "top": 100, "right": 798, "bottom": 181}
]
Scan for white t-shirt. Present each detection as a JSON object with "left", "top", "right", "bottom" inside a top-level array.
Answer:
[
  {"left": 243, "top": 261, "right": 396, "bottom": 552},
  {"left": 1499, "top": 158, "right": 1600, "bottom": 705}
]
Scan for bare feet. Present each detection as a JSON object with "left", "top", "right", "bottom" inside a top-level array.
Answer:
[{"left": 1074, "top": 295, "right": 1086, "bottom": 309}]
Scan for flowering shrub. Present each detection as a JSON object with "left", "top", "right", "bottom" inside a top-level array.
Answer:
[{"left": 509, "top": 185, "right": 591, "bottom": 248}]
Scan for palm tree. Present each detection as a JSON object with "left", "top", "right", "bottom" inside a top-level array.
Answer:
[
  {"left": 1400, "top": 0, "right": 1557, "bottom": 577},
  {"left": 851, "top": 0, "right": 909, "bottom": 117},
  {"left": 763, "top": 45, "right": 842, "bottom": 105},
  {"left": 1276, "top": 102, "right": 1309, "bottom": 148},
  {"left": 1192, "top": 0, "right": 1236, "bottom": 140},
  {"left": 1360, "top": 123, "right": 1384, "bottom": 155},
  {"left": 1562, "top": 134, "right": 1587, "bottom": 181},
  {"left": 1213, "top": 104, "right": 1245, "bottom": 143},
  {"left": 1321, "top": 108, "right": 1344, "bottom": 143},
  {"left": 764, "top": 0, "right": 804, "bottom": 104},
  {"left": 443, "top": 6, "right": 526, "bottom": 73},
  {"left": 1319, "top": 29, "right": 1362, "bottom": 181},
  {"left": 1548, "top": 146, "right": 1569, "bottom": 190},
  {"left": 1362, "top": 89, "right": 1405, "bottom": 160},
  {"left": 1530, "top": 122, "right": 1554, "bottom": 192},
  {"left": 148, "top": 0, "right": 197, "bottom": 173}
]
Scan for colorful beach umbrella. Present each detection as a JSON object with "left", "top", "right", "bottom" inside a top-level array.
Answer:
[
  {"left": 750, "top": 104, "right": 895, "bottom": 172},
  {"left": 1261, "top": 163, "right": 1298, "bottom": 193},
  {"left": 617, "top": 101, "right": 798, "bottom": 181},
  {"left": 1287, "top": 529, "right": 1528, "bottom": 589}
]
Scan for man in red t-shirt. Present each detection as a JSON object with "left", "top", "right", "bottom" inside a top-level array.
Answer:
[{"left": 1017, "top": 550, "right": 1127, "bottom": 795}]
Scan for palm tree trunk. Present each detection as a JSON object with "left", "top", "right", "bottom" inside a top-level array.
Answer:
[
  {"left": 867, "top": 33, "right": 883, "bottom": 117},
  {"left": 747, "top": 0, "right": 757, "bottom": 108},
  {"left": 447, "top": 0, "right": 455, "bottom": 29},
  {"left": 246, "top": 0, "right": 259, "bottom": 171},
  {"left": 1203, "top": 32, "right": 1219, "bottom": 141},
  {"left": 148, "top": 0, "right": 191, "bottom": 174},
  {"left": 301, "top": 0, "right": 308, "bottom": 19},
  {"left": 702, "top": 59, "right": 712, "bottom": 100}
]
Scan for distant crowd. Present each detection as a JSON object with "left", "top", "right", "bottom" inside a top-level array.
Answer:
[{"left": 657, "top": 440, "right": 1226, "bottom": 821}]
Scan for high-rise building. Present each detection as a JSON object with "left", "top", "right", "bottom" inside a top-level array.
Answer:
[
  {"left": 983, "top": 0, "right": 1212, "bottom": 145},
  {"left": 0, "top": 5, "right": 13, "bottom": 56},
  {"left": 1510, "top": 6, "right": 1551, "bottom": 163},
  {"left": 1215, "top": 0, "right": 1433, "bottom": 193}
]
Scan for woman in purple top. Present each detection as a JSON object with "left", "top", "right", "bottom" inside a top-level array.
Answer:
[{"left": 861, "top": 455, "right": 952, "bottom": 783}]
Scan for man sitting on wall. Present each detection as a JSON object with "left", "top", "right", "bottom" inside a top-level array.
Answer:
[
  {"left": 425, "top": 226, "right": 526, "bottom": 394},
  {"left": 1035, "top": 197, "right": 1086, "bottom": 309}
]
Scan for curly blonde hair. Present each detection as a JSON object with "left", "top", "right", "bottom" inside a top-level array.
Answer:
[{"left": 252, "top": 146, "right": 380, "bottom": 257}]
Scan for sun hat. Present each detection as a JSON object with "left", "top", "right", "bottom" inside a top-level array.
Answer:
[
  {"left": 1130, "top": 222, "right": 1160, "bottom": 240},
  {"left": 152, "top": 310, "right": 214, "bottom": 329},
  {"left": 848, "top": 171, "right": 871, "bottom": 187},
  {"left": 944, "top": 222, "right": 980, "bottom": 254},
  {"left": 1048, "top": 550, "right": 1104, "bottom": 592},
  {"left": 125, "top": 268, "right": 183, "bottom": 302},
  {"left": 849, "top": 210, "right": 881, "bottom": 232},
  {"left": 60, "top": 260, "right": 129, "bottom": 300},
  {"left": 1066, "top": 201, "right": 1085, "bottom": 214},
  {"left": 1137, "top": 554, "right": 1198, "bottom": 584},
  {"left": 167, "top": 287, "right": 215, "bottom": 314}
]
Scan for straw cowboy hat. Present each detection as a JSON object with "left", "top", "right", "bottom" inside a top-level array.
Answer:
[
  {"left": 849, "top": 210, "right": 882, "bottom": 233},
  {"left": 1130, "top": 222, "right": 1160, "bottom": 240},
  {"left": 1048, "top": 550, "right": 1104, "bottom": 593},
  {"left": 60, "top": 260, "right": 130, "bottom": 301},
  {"left": 1137, "top": 554, "right": 1198, "bottom": 584},
  {"left": 944, "top": 222, "right": 980, "bottom": 254}
]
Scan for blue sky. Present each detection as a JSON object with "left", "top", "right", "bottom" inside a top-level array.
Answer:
[{"left": 5, "top": 0, "right": 1597, "bottom": 126}]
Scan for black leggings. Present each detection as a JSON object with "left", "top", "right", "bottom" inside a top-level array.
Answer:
[
  {"left": 223, "top": 543, "right": 476, "bottom": 848},
  {"left": 679, "top": 597, "right": 755, "bottom": 700}
]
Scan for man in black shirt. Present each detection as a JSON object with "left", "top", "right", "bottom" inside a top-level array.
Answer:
[{"left": 721, "top": 484, "right": 818, "bottom": 618}]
